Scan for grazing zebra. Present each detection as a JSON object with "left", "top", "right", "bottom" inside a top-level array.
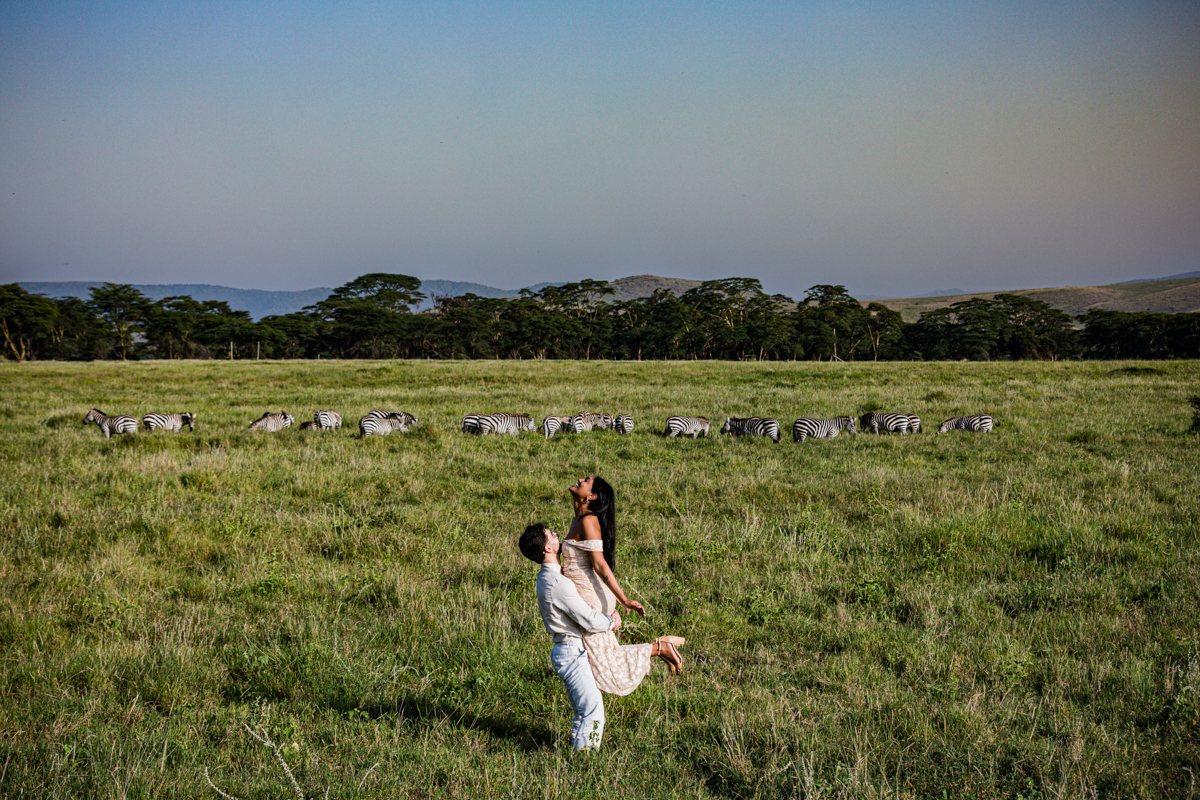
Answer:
[
  {"left": 541, "top": 415, "right": 572, "bottom": 438},
  {"left": 249, "top": 412, "right": 294, "bottom": 432},
  {"left": 720, "top": 416, "right": 781, "bottom": 443},
  {"left": 465, "top": 413, "right": 535, "bottom": 435},
  {"left": 792, "top": 416, "right": 857, "bottom": 442},
  {"left": 937, "top": 414, "right": 994, "bottom": 434},
  {"left": 664, "top": 416, "right": 710, "bottom": 439},
  {"left": 141, "top": 412, "right": 196, "bottom": 433},
  {"left": 614, "top": 414, "right": 634, "bottom": 435},
  {"left": 859, "top": 412, "right": 910, "bottom": 435},
  {"left": 299, "top": 420, "right": 318, "bottom": 430},
  {"left": 461, "top": 414, "right": 482, "bottom": 434},
  {"left": 907, "top": 414, "right": 922, "bottom": 434},
  {"left": 366, "top": 409, "right": 417, "bottom": 425},
  {"left": 360, "top": 415, "right": 409, "bottom": 437},
  {"left": 83, "top": 408, "right": 138, "bottom": 439},
  {"left": 586, "top": 412, "right": 615, "bottom": 431},
  {"left": 311, "top": 410, "right": 343, "bottom": 430}
]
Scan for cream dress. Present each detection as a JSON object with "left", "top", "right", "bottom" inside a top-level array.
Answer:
[{"left": 560, "top": 537, "right": 653, "bottom": 696}]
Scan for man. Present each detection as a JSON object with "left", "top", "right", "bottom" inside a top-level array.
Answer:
[{"left": 518, "top": 522, "right": 618, "bottom": 751}]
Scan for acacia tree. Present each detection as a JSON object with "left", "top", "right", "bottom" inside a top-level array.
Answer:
[
  {"left": 793, "top": 285, "right": 871, "bottom": 360},
  {"left": 88, "top": 283, "right": 151, "bottom": 360},
  {"left": 0, "top": 284, "right": 58, "bottom": 361},
  {"left": 307, "top": 273, "right": 427, "bottom": 357}
]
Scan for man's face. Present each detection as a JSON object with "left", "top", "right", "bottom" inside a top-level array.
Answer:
[{"left": 543, "top": 528, "right": 560, "bottom": 558}]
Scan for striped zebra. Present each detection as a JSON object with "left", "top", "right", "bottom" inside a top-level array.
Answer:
[
  {"left": 311, "top": 410, "right": 343, "bottom": 430},
  {"left": 907, "top": 414, "right": 922, "bottom": 434},
  {"left": 541, "top": 415, "right": 573, "bottom": 438},
  {"left": 664, "top": 416, "right": 710, "bottom": 439},
  {"left": 859, "top": 412, "right": 910, "bottom": 435},
  {"left": 465, "top": 413, "right": 535, "bottom": 435},
  {"left": 360, "top": 415, "right": 409, "bottom": 437},
  {"left": 720, "top": 416, "right": 781, "bottom": 443},
  {"left": 792, "top": 416, "right": 857, "bottom": 442},
  {"left": 249, "top": 412, "right": 294, "bottom": 432},
  {"left": 586, "top": 413, "right": 615, "bottom": 431},
  {"left": 366, "top": 409, "right": 418, "bottom": 425},
  {"left": 461, "top": 414, "right": 482, "bottom": 434},
  {"left": 614, "top": 414, "right": 634, "bottom": 435},
  {"left": 83, "top": 408, "right": 138, "bottom": 439},
  {"left": 299, "top": 420, "right": 318, "bottom": 430},
  {"left": 141, "top": 412, "right": 196, "bottom": 433},
  {"left": 937, "top": 414, "right": 994, "bottom": 434}
]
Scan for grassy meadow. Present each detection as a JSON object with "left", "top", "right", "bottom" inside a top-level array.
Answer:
[{"left": 1, "top": 359, "right": 1198, "bottom": 799}]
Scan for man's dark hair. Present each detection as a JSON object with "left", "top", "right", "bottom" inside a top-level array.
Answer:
[{"left": 519, "top": 522, "right": 550, "bottom": 564}]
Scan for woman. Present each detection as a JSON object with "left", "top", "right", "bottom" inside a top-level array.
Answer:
[{"left": 560, "top": 475, "right": 684, "bottom": 691}]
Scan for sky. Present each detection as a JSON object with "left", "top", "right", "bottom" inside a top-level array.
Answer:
[{"left": 2, "top": 1, "right": 1198, "bottom": 300}]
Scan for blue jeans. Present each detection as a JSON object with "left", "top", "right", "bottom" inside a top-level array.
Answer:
[{"left": 551, "top": 638, "right": 605, "bottom": 751}]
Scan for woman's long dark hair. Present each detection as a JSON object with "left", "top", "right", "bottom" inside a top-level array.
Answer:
[{"left": 587, "top": 477, "right": 617, "bottom": 572}]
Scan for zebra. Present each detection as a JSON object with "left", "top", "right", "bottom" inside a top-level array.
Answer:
[
  {"left": 360, "top": 415, "right": 409, "bottom": 437},
  {"left": 84, "top": 408, "right": 138, "bottom": 439},
  {"left": 465, "top": 413, "right": 535, "bottom": 435},
  {"left": 461, "top": 414, "right": 482, "bottom": 434},
  {"left": 585, "top": 412, "right": 615, "bottom": 431},
  {"left": 541, "top": 415, "right": 573, "bottom": 438},
  {"left": 614, "top": 414, "right": 634, "bottom": 435},
  {"left": 664, "top": 416, "right": 710, "bottom": 439},
  {"left": 141, "top": 412, "right": 196, "bottom": 433},
  {"left": 299, "top": 420, "right": 318, "bottom": 430},
  {"left": 249, "top": 412, "right": 294, "bottom": 432},
  {"left": 937, "top": 414, "right": 994, "bottom": 434},
  {"left": 792, "top": 416, "right": 857, "bottom": 442},
  {"left": 312, "top": 410, "right": 343, "bottom": 430},
  {"left": 859, "top": 412, "right": 910, "bottom": 435},
  {"left": 907, "top": 414, "right": 922, "bottom": 434},
  {"left": 366, "top": 409, "right": 417, "bottom": 426},
  {"left": 720, "top": 416, "right": 781, "bottom": 443}
]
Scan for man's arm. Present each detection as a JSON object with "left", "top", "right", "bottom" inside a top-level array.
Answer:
[{"left": 552, "top": 582, "right": 615, "bottom": 635}]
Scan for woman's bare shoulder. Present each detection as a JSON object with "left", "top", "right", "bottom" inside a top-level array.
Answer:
[{"left": 579, "top": 514, "right": 603, "bottom": 540}]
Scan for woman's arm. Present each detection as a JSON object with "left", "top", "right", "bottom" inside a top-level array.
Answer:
[{"left": 581, "top": 516, "right": 646, "bottom": 617}]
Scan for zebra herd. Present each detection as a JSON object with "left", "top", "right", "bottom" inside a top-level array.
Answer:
[
  {"left": 83, "top": 406, "right": 995, "bottom": 441},
  {"left": 84, "top": 408, "right": 196, "bottom": 439}
]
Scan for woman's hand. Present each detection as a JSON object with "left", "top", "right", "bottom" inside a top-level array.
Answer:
[{"left": 622, "top": 598, "right": 646, "bottom": 617}]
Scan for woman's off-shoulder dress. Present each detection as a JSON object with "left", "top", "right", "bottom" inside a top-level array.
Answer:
[{"left": 560, "top": 538, "right": 653, "bottom": 695}]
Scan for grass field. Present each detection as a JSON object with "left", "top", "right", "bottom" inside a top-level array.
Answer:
[{"left": 1, "top": 359, "right": 1198, "bottom": 799}]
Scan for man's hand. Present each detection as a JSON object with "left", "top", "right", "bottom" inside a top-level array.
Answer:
[{"left": 610, "top": 612, "right": 621, "bottom": 630}]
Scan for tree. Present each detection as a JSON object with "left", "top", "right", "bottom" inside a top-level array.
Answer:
[
  {"left": 0, "top": 284, "right": 58, "bottom": 361},
  {"left": 47, "top": 297, "right": 108, "bottom": 361},
  {"left": 864, "top": 303, "right": 905, "bottom": 361},
  {"left": 792, "top": 285, "right": 871, "bottom": 360},
  {"left": 320, "top": 273, "right": 425, "bottom": 313},
  {"left": 88, "top": 283, "right": 151, "bottom": 360}
]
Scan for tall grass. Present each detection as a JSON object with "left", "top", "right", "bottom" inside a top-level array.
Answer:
[{"left": 1, "top": 359, "right": 1198, "bottom": 798}]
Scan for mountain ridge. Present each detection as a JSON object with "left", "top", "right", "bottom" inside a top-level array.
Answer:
[{"left": 16, "top": 272, "right": 1200, "bottom": 321}]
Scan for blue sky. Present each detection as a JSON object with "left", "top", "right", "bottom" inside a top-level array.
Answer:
[{"left": 2, "top": 1, "right": 1198, "bottom": 299}]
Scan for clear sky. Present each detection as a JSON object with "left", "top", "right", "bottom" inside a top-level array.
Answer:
[{"left": 2, "top": 1, "right": 1198, "bottom": 299}]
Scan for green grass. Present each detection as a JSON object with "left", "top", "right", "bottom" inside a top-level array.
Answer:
[{"left": 1, "top": 359, "right": 1198, "bottom": 799}]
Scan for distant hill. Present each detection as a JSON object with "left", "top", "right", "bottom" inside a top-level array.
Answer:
[
  {"left": 1114, "top": 270, "right": 1200, "bottom": 284},
  {"left": 18, "top": 279, "right": 559, "bottom": 319},
  {"left": 21, "top": 273, "right": 1200, "bottom": 323},
  {"left": 17, "top": 276, "right": 698, "bottom": 318},
  {"left": 873, "top": 276, "right": 1200, "bottom": 322},
  {"left": 605, "top": 274, "right": 703, "bottom": 301},
  {"left": 18, "top": 282, "right": 335, "bottom": 321}
]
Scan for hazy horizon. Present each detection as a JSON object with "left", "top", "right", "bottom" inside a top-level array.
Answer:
[{"left": 3, "top": 2, "right": 1198, "bottom": 300}]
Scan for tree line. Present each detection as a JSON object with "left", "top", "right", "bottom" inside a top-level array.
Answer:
[{"left": 3, "top": 274, "right": 1198, "bottom": 362}]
